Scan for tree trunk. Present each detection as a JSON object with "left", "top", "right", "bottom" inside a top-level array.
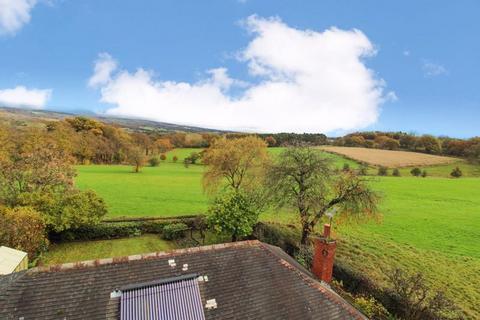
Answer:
[
  {"left": 300, "top": 223, "right": 311, "bottom": 245},
  {"left": 231, "top": 233, "right": 238, "bottom": 242}
]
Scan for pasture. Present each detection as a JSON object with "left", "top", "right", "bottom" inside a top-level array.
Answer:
[
  {"left": 72, "top": 147, "right": 480, "bottom": 317},
  {"left": 319, "top": 146, "right": 458, "bottom": 168}
]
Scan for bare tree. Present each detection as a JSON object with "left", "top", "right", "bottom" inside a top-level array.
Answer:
[{"left": 266, "top": 146, "right": 378, "bottom": 244}]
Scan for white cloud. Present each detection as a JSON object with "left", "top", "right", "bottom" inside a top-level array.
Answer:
[
  {"left": 0, "top": 86, "right": 51, "bottom": 109},
  {"left": 423, "top": 61, "right": 447, "bottom": 77},
  {"left": 92, "top": 15, "right": 394, "bottom": 133},
  {"left": 88, "top": 53, "right": 118, "bottom": 88},
  {"left": 403, "top": 50, "right": 410, "bottom": 56},
  {"left": 0, "top": 0, "right": 37, "bottom": 36}
]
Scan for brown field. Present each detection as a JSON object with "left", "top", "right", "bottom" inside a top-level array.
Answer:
[{"left": 319, "top": 146, "right": 459, "bottom": 168}]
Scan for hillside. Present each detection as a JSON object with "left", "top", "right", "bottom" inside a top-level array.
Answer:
[{"left": 0, "top": 106, "right": 223, "bottom": 133}]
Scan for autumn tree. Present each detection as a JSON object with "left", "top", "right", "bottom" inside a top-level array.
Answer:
[
  {"left": 266, "top": 146, "right": 378, "bottom": 244},
  {"left": 128, "top": 146, "right": 146, "bottom": 173},
  {"left": 265, "top": 136, "right": 277, "bottom": 147},
  {"left": 0, "top": 206, "right": 48, "bottom": 257},
  {"left": 417, "top": 135, "right": 441, "bottom": 154},
  {"left": 0, "top": 134, "right": 107, "bottom": 233},
  {"left": 25, "top": 189, "right": 107, "bottom": 232},
  {"left": 375, "top": 135, "right": 400, "bottom": 150},
  {"left": 0, "top": 140, "right": 75, "bottom": 207},
  {"left": 344, "top": 135, "right": 366, "bottom": 147},
  {"left": 203, "top": 136, "right": 269, "bottom": 193},
  {"left": 155, "top": 138, "right": 173, "bottom": 154},
  {"left": 132, "top": 132, "right": 153, "bottom": 156}
]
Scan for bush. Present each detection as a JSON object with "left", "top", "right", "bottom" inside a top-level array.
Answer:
[
  {"left": 207, "top": 191, "right": 261, "bottom": 242},
  {"left": 378, "top": 166, "right": 388, "bottom": 176},
  {"left": 353, "top": 295, "right": 390, "bottom": 319},
  {"left": 172, "top": 155, "right": 178, "bottom": 163},
  {"left": 421, "top": 170, "right": 428, "bottom": 178},
  {"left": 392, "top": 168, "right": 401, "bottom": 177},
  {"left": 358, "top": 164, "right": 369, "bottom": 176},
  {"left": 162, "top": 223, "right": 189, "bottom": 240},
  {"left": 160, "top": 154, "right": 167, "bottom": 161},
  {"left": 450, "top": 167, "right": 462, "bottom": 178},
  {"left": 410, "top": 167, "right": 421, "bottom": 177},
  {"left": 0, "top": 206, "right": 48, "bottom": 258},
  {"left": 185, "top": 152, "right": 201, "bottom": 164},
  {"left": 342, "top": 163, "right": 350, "bottom": 172},
  {"left": 148, "top": 157, "right": 160, "bottom": 167},
  {"left": 294, "top": 245, "right": 313, "bottom": 269},
  {"left": 386, "top": 268, "right": 460, "bottom": 320}
]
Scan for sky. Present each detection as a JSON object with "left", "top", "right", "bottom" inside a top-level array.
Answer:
[{"left": 0, "top": 0, "right": 479, "bottom": 137}]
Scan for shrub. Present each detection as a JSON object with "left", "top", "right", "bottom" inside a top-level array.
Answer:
[
  {"left": 162, "top": 223, "right": 189, "bottom": 240},
  {"left": 208, "top": 191, "right": 261, "bottom": 242},
  {"left": 421, "top": 170, "right": 428, "bottom": 178},
  {"left": 378, "top": 166, "right": 388, "bottom": 176},
  {"left": 450, "top": 167, "right": 462, "bottom": 178},
  {"left": 0, "top": 206, "right": 48, "bottom": 258},
  {"left": 386, "top": 268, "right": 460, "bottom": 320},
  {"left": 185, "top": 152, "right": 201, "bottom": 165},
  {"left": 358, "top": 164, "right": 369, "bottom": 176},
  {"left": 160, "top": 154, "right": 167, "bottom": 161},
  {"left": 172, "top": 155, "right": 178, "bottom": 163},
  {"left": 148, "top": 157, "right": 160, "bottom": 167},
  {"left": 410, "top": 167, "right": 422, "bottom": 177},
  {"left": 392, "top": 168, "right": 401, "bottom": 177},
  {"left": 342, "top": 163, "right": 350, "bottom": 172},
  {"left": 353, "top": 295, "right": 390, "bottom": 319},
  {"left": 294, "top": 245, "right": 313, "bottom": 269}
]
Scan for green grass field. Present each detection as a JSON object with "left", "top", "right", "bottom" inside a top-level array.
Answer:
[
  {"left": 72, "top": 148, "right": 480, "bottom": 317},
  {"left": 40, "top": 235, "right": 175, "bottom": 265}
]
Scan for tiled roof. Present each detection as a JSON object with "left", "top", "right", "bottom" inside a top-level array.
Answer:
[{"left": 0, "top": 240, "right": 366, "bottom": 320}]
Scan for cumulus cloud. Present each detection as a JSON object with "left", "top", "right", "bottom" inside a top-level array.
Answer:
[
  {"left": 88, "top": 53, "right": 118, "bottom": 88},
  {"left": 0, "top": 0, "right": 37, "bottom": 36},
  {"left": 91, "top": 15, "right": 394, "bottom": 133},
  {"left": 423, "top": 61, "right": 448, "bottom": 77},
  {"left": 0, "top": 86, "right": 51, "bottom": 109}
]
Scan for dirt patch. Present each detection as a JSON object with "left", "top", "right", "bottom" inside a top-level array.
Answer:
[{"left": 320, "top": 146, "right": 459, "bottom": 168}]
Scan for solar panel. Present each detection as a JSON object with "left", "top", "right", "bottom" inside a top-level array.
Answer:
[{"left": 120, "top": 274, "right": 206, "bottom": 320}]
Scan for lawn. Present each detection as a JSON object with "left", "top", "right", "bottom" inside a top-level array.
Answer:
[
  {"left": 73, "top": 148, "right": 480, "bottom": 317},
  {"left": 75, "top": 163, "right": 207, "bottom": 217},
  {"left": 40, "top": 235, "right": 176, "bottom": 266}
]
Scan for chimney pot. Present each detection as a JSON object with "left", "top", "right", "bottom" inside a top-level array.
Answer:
[{"left": 323, "top": 224, "right": 331, "bottom": 238}]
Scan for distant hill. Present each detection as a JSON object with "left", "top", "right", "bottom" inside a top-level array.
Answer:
[{"left": 0, "top": 106, "right": 225, "bottom": 133}]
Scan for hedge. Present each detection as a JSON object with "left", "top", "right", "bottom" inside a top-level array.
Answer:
[
  {"left": 162, "top": 223, "right": 189, "bottom": 240},
  {"left": 50, "top": 216, "right": 206, "bottom": 242}
]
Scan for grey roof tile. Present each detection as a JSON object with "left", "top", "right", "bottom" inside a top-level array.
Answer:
[{"left": 0, "top": 241, "right": 366, "bottom": 320}]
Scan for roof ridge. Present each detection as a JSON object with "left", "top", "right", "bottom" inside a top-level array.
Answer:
[
  {"left": 30, "top": 240, "right": 261, "bottom": 273},
  {"left": 258, "top": 242, "right": 367, "bottom": 320}
]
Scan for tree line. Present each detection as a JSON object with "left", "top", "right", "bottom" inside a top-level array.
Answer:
[{"left": 336, "top": 131, "right": 480, "bottom": 161}]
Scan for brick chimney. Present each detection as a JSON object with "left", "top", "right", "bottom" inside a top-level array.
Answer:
[{"left": 312, "top": 224, "right": 336, "bottom": 284}]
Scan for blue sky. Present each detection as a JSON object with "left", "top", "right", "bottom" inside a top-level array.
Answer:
[{"left": 0, "top": 0, "right": 478, "bottom": 137}]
